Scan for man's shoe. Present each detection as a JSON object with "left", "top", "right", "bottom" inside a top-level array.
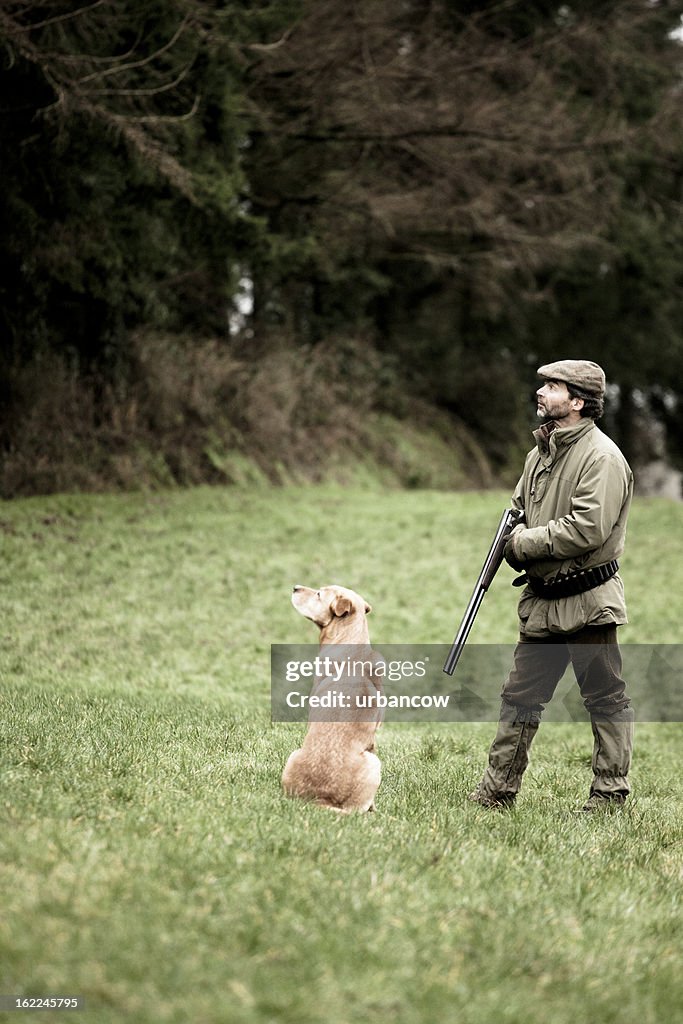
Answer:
[
  {"left": 580, "top": 794, "right": 626, "bottom": 813},
  {"left": 468, "top": 788, "right": 516, "bottom": 809}
]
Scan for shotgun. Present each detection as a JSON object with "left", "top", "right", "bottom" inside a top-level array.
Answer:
[{"left": 443, "top": 507, "right": 525, "bottom": 676}]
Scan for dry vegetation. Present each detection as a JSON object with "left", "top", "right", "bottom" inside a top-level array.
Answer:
[{"left": 1, "top": 334, "right": 493, "bottom": 497}]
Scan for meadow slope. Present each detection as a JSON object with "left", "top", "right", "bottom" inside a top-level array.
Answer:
[{"left": 1, "top": 486, "right": 682, "bottom": 1024}]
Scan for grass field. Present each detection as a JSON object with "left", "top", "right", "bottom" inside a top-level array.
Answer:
[{"left": 1, "top": 485, "right": 682, "bottom": 1024}]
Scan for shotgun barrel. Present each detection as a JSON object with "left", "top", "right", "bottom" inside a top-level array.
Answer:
[{"left": 443, "top": 507, "right": 524, "bottom": 676}]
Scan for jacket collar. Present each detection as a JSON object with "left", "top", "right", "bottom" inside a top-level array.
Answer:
[{"left": 533, "top": 418, "right": 594, "bottom": 458}]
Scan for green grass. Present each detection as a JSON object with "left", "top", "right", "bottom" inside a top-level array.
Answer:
[{"left": 1, "top": 486, "right": 682, "bottom": 1024}]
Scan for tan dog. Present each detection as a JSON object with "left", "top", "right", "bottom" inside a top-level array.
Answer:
[{"left": 281, "top": 585, "right": 382, "bottom": 813}]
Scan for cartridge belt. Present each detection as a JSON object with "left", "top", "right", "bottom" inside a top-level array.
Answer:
[{"left": 520, "top": 560, "right": 619, "bottom": 599}]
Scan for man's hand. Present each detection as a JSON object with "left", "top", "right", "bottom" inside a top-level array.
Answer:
[{"left": 504, "top": 524, "right": 528, "bottom": 572}]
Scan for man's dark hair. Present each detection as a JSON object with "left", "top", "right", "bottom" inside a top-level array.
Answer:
[{"left": 567, "top": 384, "right": 604, "bottom": 421}]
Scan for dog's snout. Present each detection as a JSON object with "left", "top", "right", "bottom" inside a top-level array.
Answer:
[{"left": 293, "top": 585, "right": 303, "bottom": 593}]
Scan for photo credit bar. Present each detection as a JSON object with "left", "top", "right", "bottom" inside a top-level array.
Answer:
[{"left": 271, "top": 644, "right": 683, "bottom": 723}]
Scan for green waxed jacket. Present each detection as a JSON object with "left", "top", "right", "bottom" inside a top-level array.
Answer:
[{"left": 510, "top": 418, "right": 634, "bottom": 638}]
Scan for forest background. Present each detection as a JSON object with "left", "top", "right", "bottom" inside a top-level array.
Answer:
[{"left": 2, "top": 0, "right": 683, "bottom": 498}]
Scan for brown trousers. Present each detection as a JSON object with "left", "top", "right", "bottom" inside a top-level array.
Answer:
[
  {"left": 501, "top": 624, "right": 631, "bottom": 723},
  {"left": 477, "top": 625, "right": 634, "bottom": 802}
]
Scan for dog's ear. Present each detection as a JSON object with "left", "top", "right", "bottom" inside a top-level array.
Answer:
[
  {"left": 365, "top": 602, "right": 372, "bottom": 615},
  {"left": 331, "top": 594, "right": 353, "bottom": 618}
]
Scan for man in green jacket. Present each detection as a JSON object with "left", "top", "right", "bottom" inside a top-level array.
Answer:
[{"left": 469, "top": 359, "right": 635, "bottom": 812}]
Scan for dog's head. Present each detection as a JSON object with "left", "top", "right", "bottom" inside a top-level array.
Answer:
[{"left": 291, "top": 585, "right": 372, "bottom": 629}]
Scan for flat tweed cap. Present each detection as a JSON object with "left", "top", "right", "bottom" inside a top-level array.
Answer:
[{"left": 537, "top": 359, "right": 606, "bottom": 397}]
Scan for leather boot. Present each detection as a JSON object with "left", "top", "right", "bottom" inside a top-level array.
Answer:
[
  {"left": 582, "top": 707, "right": 634, "bottom": 811},
  {"left": 469, "top": 708, "right": 540, "bottom": 807}
]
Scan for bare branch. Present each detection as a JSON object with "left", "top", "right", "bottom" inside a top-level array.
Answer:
[
  {"left": 107, "top": 94, "right": 201, "bottom": 124},
  {"left": 9, "top": 0, "right": 108, "bottom": 33},
  {"left": 86, "top": 64, "right": 193, "bottom": 99},
  {"left": 249, "top": 125, "right": 524, "bottom": 144},
  {"left": 246, "top": 29, "right": 293, "bottom": 53},
  {"left": 75, "top": 16, "right": 193, "bottom": 84},
  {"left": 0, "top": 1, "right": 206, "bottom": 197},
  {"left": 42, "top": 31, "right": 144, "bottom": 66}
]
